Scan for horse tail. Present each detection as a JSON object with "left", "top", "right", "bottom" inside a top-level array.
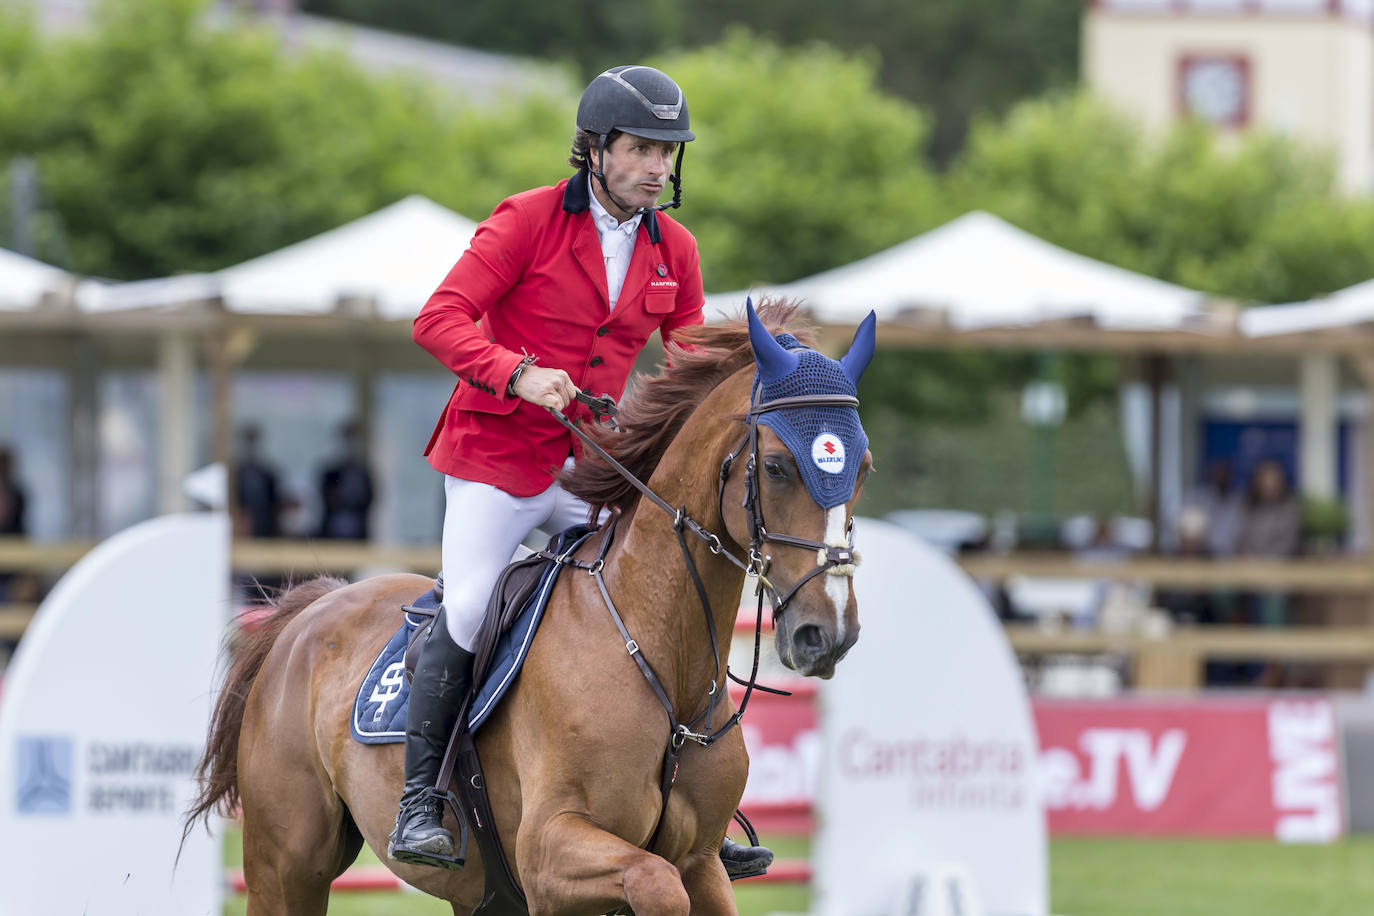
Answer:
[{"left": 181, "top": 577, "right": 348, "bottom": 843}]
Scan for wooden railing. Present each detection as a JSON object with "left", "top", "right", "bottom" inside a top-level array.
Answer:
[
  {"left": 959, "top": 551, "right": 1374, "bottom": 689},
  {"left": 0, "top": 604, "right": 37, "bottom": 641},
  {"left": 6, "top": 537, "right": 1370, "bottom": 589},
  {"left": 1002, "top": 624, "right": 1374, "bottom": 689},
  {"left": 0, "top": 536, "right": 440, "bottom": 575},
  {"left": 956, "top": 552, "right": 1374, "bottom": 592},
  {"left": 0, "top": 536, "right": 441, "bottom": 642},
  {"left": 5, "top": 538, "right": 1374, "bottom": 688}
]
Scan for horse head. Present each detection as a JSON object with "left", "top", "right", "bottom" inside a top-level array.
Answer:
[{"left": 721, "top": 301, "right": 876, "bottom": 679}]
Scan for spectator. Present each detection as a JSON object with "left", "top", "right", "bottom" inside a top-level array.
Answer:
[
  {"left": 0, "top": 446, "right": 25, "bottom": 538},
  {"left": 0, "top": 445, "right": 41, "bottom": 665},
  {"left": 1182, "top": 458, "right": 1244, "bottom": 557},
  {"left": 0, "top": 445, "right": 29, "bottom": 605},
  {"left": 1231, "top": 457, "right": 1302, "bottom": 682},
  {"left": 316, "top": 420, "right": 374, "bottom": 540},
  {"left": 1156, "top": 505, "right": 1217, "bottom": 627},
  {"left": 1236, "top": 458, "right": 1301, "bottom": 560},
  {"left": 233, "top": 424, "right": 285, "bottom": 539}
]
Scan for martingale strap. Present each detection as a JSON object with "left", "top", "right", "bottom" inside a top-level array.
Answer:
[{"left": 552, "top": 510, "right": 767, "bottom": 854}]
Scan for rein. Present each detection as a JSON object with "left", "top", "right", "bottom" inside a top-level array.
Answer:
[
  {"left": 545, "top": 395, "right": 761, "bottom": 750},
  {"left": 546, "top": 383, "right": 861, "bottom": 733},
  {"left": 543, "top": 383, "right": 861, "bottom": 855}
]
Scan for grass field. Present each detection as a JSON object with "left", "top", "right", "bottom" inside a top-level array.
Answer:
[
  {"left": 1050, "top": 836, "right": 1374, "bottom": 916},
  {"left": 223, "top": 829, "right": 1374, "bottom": 915}
]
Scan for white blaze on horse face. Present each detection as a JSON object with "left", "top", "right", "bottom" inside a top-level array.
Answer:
[{"left": 824, "top": 505, "right": 849, "bottom": 639}]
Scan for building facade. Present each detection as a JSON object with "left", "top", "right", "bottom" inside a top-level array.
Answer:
[{"left": 1084, "top": 0, "right": 1374, "bottom": 193}]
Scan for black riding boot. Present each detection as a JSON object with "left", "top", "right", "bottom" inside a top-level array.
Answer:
[
  {"left": 387, "top": 609, "right": 473, "bottom": 870},
  {"left": 720, "top": 835, "right": 774, "bottom": 880}
]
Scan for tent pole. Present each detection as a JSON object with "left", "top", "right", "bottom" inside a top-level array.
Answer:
[
  {"left": 157, "top": 331, "right": 194, "bottom": 515},
  {"left": 1147, "top": 353, "right": 1167, "bottom": 553},
  {"left": 1347, "top": 355, "right": 1374, "bottom": 559},
  {"left": 210, "top": 331, "right": 233, "bottom": 521},
  {"left": 67, "top": 334, "right": 100, "bottom": 538}
]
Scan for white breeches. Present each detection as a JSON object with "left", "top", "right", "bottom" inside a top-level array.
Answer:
[{"left": 440, "top": 467, "right": 592, "bottom": 650}]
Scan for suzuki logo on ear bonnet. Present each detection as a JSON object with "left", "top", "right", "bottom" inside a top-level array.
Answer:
[
  {"left": 812, "top": 433, "right": 846, "bottom": 474},
  {"left": 747, "top": 301, "right": 876, "bottom": 508}
]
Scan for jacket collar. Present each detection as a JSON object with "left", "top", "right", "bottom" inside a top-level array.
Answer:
[{"left": 563, "top": 169, "right": 661, "bottom": 243}]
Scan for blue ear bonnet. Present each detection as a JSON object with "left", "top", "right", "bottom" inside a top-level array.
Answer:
[{"left": 752, "top": 337, "right": 870, "bottom": 511}]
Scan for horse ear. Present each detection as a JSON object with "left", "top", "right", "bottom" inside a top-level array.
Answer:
[
  {"left": 839, "top": 310, "right": 877, "bottom": 385},
  {"left": 747, "top": 298, "right": 799, "bottom": 381}
]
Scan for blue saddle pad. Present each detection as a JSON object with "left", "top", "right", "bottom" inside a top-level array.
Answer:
[{"left": 350, "top": 527, "right": 595, "bottom": 745}]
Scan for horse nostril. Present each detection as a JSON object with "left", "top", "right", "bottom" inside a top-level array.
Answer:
[{"left": 794, "top": 624, "right": 827, "bottom": 655}]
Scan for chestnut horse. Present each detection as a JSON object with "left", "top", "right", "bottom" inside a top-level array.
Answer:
[{"left": 186, "top": 301, "right": 874, "bottom": 915}]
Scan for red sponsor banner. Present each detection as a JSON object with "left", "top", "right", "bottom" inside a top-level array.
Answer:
[
  {"left": 730, "top": 682, "right": 1346, "bottom": 841},
  {"left": 1034, "top": 698, "right": 1344, "bottom": 840},
  {"left": 733, "top": 682, "right": 818, "bottom": 833}
]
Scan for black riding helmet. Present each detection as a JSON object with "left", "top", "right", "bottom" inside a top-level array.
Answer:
[{"left": 577, "top": 65, "right": 693, "bottom": 213}]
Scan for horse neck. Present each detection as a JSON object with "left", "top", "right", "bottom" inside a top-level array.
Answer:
[{"left": 603, "top": 376, "right": 750, "bottom": 708}]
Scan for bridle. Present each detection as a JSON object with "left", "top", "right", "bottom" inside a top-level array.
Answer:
[
  {"left": 555, "top": 384, "right": 861, "bottom": 614},
  {"left": 546, "top": 381, "right": 861, "bottom": 725},
  {"left": 542, "top": 380, "right": 862, "bottom": 853},
  {"left": 719, "top": 382, "right": 861, "bottom": 615}
]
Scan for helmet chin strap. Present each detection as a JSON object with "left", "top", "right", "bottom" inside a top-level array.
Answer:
[
  {"left": 660, "top": 143, "right": 684, "bottom": 211},
  {"left": 591, "top": 134, "right": 685, "bottom": 220}
]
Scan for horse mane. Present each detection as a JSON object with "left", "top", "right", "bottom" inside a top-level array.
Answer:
[{"left": 562, "top": 297, "right": 814, "bottom": 513}]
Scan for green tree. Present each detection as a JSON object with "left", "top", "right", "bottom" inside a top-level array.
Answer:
[
  {"left": 0, "top": 0, "right": 573, "bottom": 278},
  {"left": 301, "top": 0, "right": 1081, "bottom": 163},
  {"left": 2, "top": 6, "right": 945, "bottom": 294},
  {"left": 946, "top": 91, "right": 1374, "bottom": 303},
  {"left": 655, "top": 31, "right": 940, "bottom": 291},
  {"left": 298, "top": 0, "right": 684, "bottom": 76},
  {"left": 673, "top": 0, "right": 1081, "bottom": 165},
  {"left": 863, "top": 92, "right": 1374, "bottom": 517}
]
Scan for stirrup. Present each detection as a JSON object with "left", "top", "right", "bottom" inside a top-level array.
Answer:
[
  {"left": 720, "top": 835, "right": 773, "bottom": 881},
  {"left": 388, "top": 789, "right": 465, "bottom": 870}
]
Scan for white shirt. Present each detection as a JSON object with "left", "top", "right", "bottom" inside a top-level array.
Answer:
[{"left": 587, "top": 175, "right": 642, "bottom": 311}]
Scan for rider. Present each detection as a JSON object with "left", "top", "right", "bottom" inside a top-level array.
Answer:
[{"left": 390, "top": 64, "right": 775, "bottom": 879}]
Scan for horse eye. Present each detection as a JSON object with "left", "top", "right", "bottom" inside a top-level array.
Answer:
[{"left": 764, "top": 459, "right": 787, "bottom": 480}]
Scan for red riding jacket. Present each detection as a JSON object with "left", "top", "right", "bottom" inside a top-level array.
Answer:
[{"left": 415, "top": 176, "right": 705, "bottom": 496}]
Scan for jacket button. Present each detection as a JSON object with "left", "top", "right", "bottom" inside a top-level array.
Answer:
[
  {"left": 589, "top": 356, "right": 604, "bottom": 367},
  {"left": 597, "top": 326, "right": 610, "bottom": 337}
]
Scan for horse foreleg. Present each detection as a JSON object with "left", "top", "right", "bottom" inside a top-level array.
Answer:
[
  {"left": 520, "top": 813, "right": 690, "bottom": 916},
  {"left": 679, "top": 846, "right": 738, "bottom": 915}
]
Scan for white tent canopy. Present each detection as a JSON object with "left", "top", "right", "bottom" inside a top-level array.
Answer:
[
  {"left": 1239, "top": 276, "right": 1374, "bottom": 337},
  {"left": 74, "top": 195, "right": 478, "bottom": 319},
  {"left": 0, "top": 246, "right": 73, "bottom": 311},
  {"left": 707, "top": 211, "right": 1209, "bottom": 330}
]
